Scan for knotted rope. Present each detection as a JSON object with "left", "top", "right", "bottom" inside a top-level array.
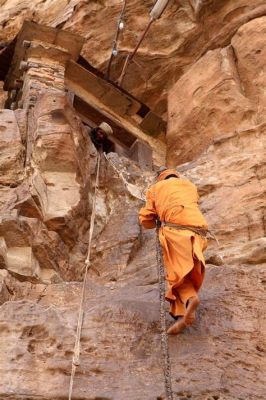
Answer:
[
  {"left": 68, "top": 152, "right": 101, "bottom": 400},
  {"left": 156, "top": 227, "right": 174, "bottom": 400}
]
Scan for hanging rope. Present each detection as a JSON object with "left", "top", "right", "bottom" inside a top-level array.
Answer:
[
  {"left": 68, "top": 151, "right": 174, "bottom": 399},
  {"left": 68, "top": 152, "right": 101, "bottom": 400},
  {"left": 156, "top": 226, "right": 174, "bottom": 400}
]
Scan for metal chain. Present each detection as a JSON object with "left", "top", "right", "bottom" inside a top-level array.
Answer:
[
  {"left": 156, "top": 228, "right": 174, "bottom": 400},
  {"left": 68, "top": 153, "right": 174, "bottom": 399}
]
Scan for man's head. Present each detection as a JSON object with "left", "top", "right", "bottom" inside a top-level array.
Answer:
[
  {"left": 156, "top": 167, "right": 180, "bottom": 182},
  {"left": 96, "top": 122, "right": 113, "bottom": 140}
]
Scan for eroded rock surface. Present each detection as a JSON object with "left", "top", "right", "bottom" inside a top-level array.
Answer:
[
  {"left": 0, "top": 109, "right": 25, "bottom": 185},
  {"left": 167, "top": 17, "right": 266, "bottom": 267},
  {"left": 0, "top": 3, "right": 265, "bottom": 400},
  {"left": 0, "top": 141, "right": 265, "bottom": 400},
  {"left": 0, "top": 1, "right": 266, "bottom": 115}
]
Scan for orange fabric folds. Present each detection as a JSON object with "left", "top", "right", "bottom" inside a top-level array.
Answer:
[{"left": 139, "top": 177, "right": 208, "bottom": 317}]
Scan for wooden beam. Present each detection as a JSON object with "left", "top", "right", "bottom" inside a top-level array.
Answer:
[
  {"left": 66, "top": 60, "right": 141, "bottom": 117},
  {"left": 65, "top": 61, "right": 166, "bottom": 165}
]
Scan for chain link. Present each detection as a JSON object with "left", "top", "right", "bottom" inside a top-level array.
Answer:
[{"left": 156, "top": 228, "right": 174, "bottom": 400}]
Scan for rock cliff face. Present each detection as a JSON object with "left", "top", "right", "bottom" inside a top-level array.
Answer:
[
  {"left": 0, "top": 2, "right": 265, "bottom": 400},
  {"left": 1, "top": 0, "right": 266, "bottom": 115}
]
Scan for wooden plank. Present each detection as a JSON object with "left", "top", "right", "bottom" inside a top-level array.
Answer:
[{"left": 66, "top": 60, "right": 141, "bottom": 117}]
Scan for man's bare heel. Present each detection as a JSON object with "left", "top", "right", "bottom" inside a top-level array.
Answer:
[
  {"left": 167, "top": 318, "right": 188, "bottom": 335},
  {"left": 184, "top": 296, "right": 200, "bottom": 326}
]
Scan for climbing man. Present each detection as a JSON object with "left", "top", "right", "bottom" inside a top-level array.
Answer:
[
  {"left": 89, "top": 122, "right": 114, "bottom": 153},
  {"left": 139, "top": 167, "right": 208, "bottom": 334}
]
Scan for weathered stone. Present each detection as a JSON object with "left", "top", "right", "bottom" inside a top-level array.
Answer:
[
  {"left": 226, "top": 238, "right": 266, "bottom": 265},
  {"left": 231, "top": 16, "right": 266, "bottom": 117},
  {"left": 0, "top": 5, "right": 265, "bottom": 400},
  {"left": 0, "top": 270, "right": 10, "bottom": 304},
  {"left": 92, "top": 202, "right": 140, "bottom": 281},
  {"left": 0, "top": 215, "right": 69, "bottom": 282},
  {"left": 6, "top": 246, "right": 40, "bottom": 281},
  {"left": 167, "top": 45, "right": 256, "bottom": 165},
  {"left": 0, "top": 237, "right": 7, "bottom": 269},
  {"left": 25, "top": 91, "right": 91, "bottom": 247},
  {"left": 0, "top": 82, "right": 7, "bottom": 108},
  {"left": 1, "top": 1, "right": 266, "bottom": 115},
  {"left": 130, "top": 139, "right": 153, "bottom": 171},
  {"left": 167, "top": 19, "right": 266, "bottom": 266},
  {"left": 0, "top": 109, "right": 25, "bottom": 185}
]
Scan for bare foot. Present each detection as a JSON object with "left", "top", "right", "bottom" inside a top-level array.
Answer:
[
  {"left": 184, "top": 296, "right": 200, "bottom": 326},
  {"left": 167, "top": 318, "right": 187, "bottom": 335}
]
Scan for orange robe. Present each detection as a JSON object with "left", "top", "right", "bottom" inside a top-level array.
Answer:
[{"left": 139, "top": 177, "right": 208, "bottom": 317}]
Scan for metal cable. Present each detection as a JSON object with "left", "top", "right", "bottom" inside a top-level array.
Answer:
[{"left": 105, "top": 0, "right": 127, "bottom": 80}]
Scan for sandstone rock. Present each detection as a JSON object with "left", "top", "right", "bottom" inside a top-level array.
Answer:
[
  {"left": 29, "top": 92, "right": 91, "bottom": 246},
  {"left": 92, "top": 202, "right": 140, "bottom": 281},
  {"left": 0, "top": 262, "right": 264, "bottom": 399},
  {"left": 6, "top": 246, "right": 40, "bottom": 281},
  {"left": 0, "top": 237, "right": 7, "bottom": 269},
  {"left": 0, "top": 270, "right": 10, "bottom": 305},
  {"left": 167, "top": 45, "right": 256, "bottom": 164},
  {"left": 178, "top": 122, "right": 266, "bottom": 253},
  {"left": 63, "top": 0, "right": 266, "bottom": 115},
  {"left": 231, "top": 16, "right": 266, "bottom": 118},
  {"left": 0, "top": 109, "right": 25, "bottom": 185},
  {"left": 0, "top": 4, "right": 266, "bottom": 400},
  {"left": 1, "top": 1, "right": 266, "bottom": 115},
  {"left": 0, "top": 81, "right": 7, "bottom": 108},
  {"left": 14, "top": 109, "right": 28, "bottom": 143},
  {"left": 167, "top": 19, "right": 266, "bottom": 263},
  {"left": 226, "top": 238, "right": 266, "bottom": 265},
  {"left": 0, "top": 215, "right": 69, "bottom": 282}
]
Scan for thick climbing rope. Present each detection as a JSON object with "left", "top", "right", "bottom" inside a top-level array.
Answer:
[
  {"left": 156, "top": 227, "right": 174, "bottom": 400},
  {"left": 68, "top": 152, "right": 101, "bottom": 400}
]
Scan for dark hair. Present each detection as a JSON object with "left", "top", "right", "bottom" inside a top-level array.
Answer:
[{"left": 165, "top": 174, "right": 178, "bottom": 180}]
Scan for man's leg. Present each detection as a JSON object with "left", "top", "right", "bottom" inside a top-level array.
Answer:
[
  {"left": 167, "top": 277, "right": 199, "bottom": 334},
  {"left": 178, "top": 277, "right": 197, "bottom": 304},
  {"left": 169, "top": 289, "right": 186, "bottom": 319}
]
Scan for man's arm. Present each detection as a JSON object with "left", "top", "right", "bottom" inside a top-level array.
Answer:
[
  {"left": 89, "top": 128, "right": 102, "bottom": 150},
  {"left": 139, "top": 187, "right": 157, "bottom": 229}
]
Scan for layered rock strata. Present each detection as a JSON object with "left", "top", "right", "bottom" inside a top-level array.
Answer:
[
  {"left": 168, "top": 17, "right": 266, "bottom": 265},
  {"left": 0, "top": 3, "right": 265, "bottom": 400},
  {"left": 1, "top": 0, "right": 266, "bottom": 116}
]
